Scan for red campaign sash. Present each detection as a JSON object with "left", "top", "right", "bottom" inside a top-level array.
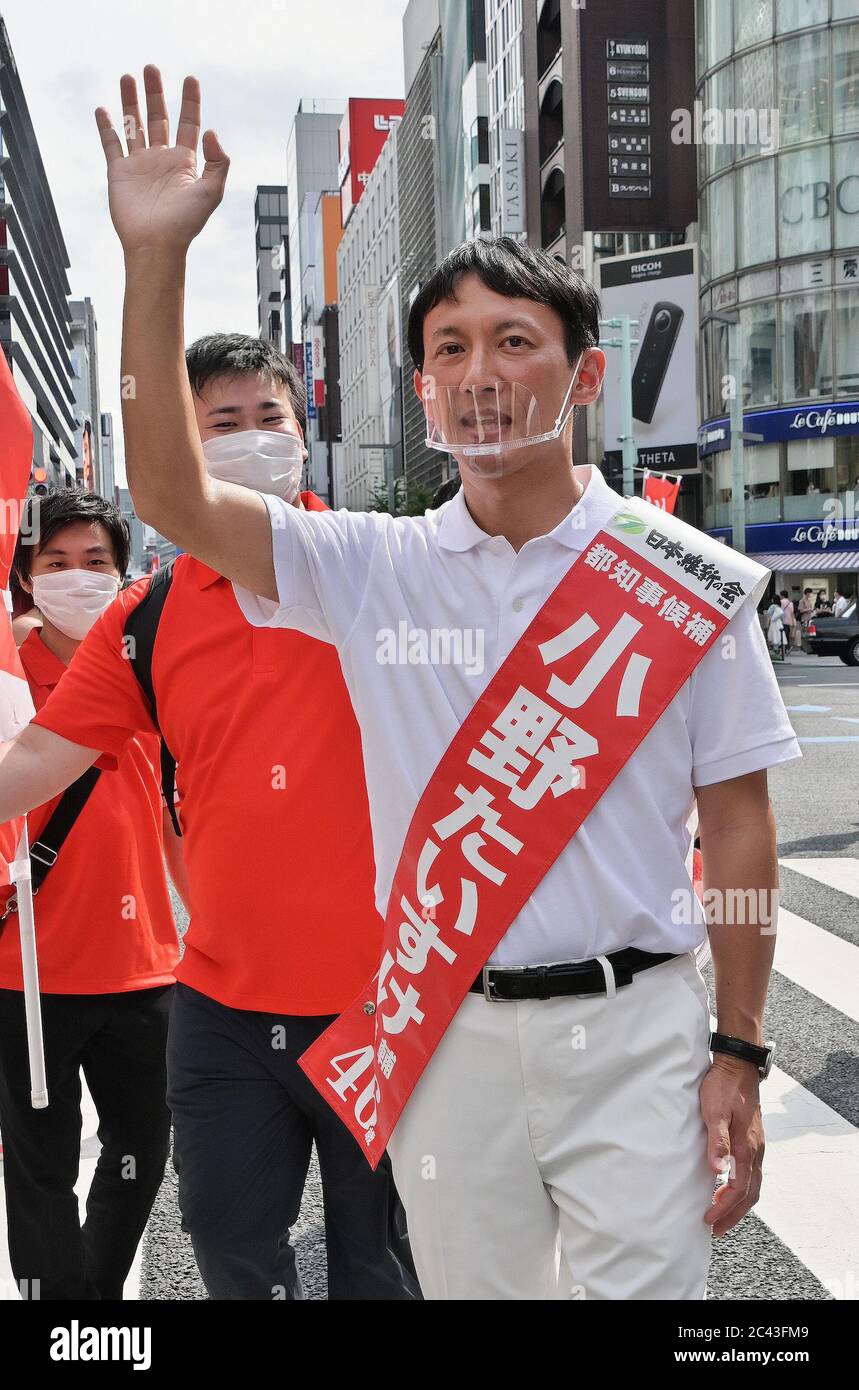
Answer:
[{"left": 299, "top": 501, "right": 769, "bottom": 1168}]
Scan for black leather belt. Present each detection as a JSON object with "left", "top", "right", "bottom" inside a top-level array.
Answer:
[{"left": 469, "top": 948, "right": 680, "bottom": 1001}]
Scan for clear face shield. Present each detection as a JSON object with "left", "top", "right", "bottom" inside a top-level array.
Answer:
[{"left": 422, "top": 354, "right": 584, "bottom": 476}]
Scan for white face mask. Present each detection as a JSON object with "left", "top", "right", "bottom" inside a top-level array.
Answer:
[
  {"left": 202, "top": 430, "right": 306, "bottom": 501},
  {"left": 31, "top": 570, "right": 120, "bottom": 640}
]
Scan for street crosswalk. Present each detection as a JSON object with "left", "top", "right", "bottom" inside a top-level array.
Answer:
[
  {"left": 751, "top": 854, "right": 859, "bottom": 1300},
  {"left": 1, "top": 859, "right": 856, "bottom": 1301}
]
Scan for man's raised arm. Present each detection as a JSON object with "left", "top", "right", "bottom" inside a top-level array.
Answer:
[{"left": 95, "top": 65, "right": 278, "bottom": 602}]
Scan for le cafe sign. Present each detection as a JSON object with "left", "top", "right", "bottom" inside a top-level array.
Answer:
[{"left": 781, "top": 175, "right": 859, "bottom": 224}]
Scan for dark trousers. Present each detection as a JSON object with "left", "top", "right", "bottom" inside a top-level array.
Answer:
[
  {"left": 167, "top": 983, "right": 421, "bottom": 1301},
  {"left": 0, "top": 985, "right": 173, "bottom": 1300}
]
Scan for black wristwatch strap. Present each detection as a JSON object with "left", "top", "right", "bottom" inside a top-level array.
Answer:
[{"left": 709, "top": 1031, "right": 774, "bottom": 1079}]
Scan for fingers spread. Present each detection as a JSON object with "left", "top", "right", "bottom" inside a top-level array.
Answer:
[
  {"left": 201, "top": 129, "right": 230, "bottom": 199},
  {"left": 176, "top": 76, "right": 202, "bottom": 152},
  {"left": 144, "top": 64, "right": 170, "bottom": 147},
  {"left": 120, "top": 74, "right": 146, "bottom": 153},
  {"left": 94, "top": 108, "right": 124, "bottom": 166}
]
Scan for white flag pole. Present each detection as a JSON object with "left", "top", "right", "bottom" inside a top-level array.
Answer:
[{"left": 10, "top": 819, "right": 48, "bottom": 1108}]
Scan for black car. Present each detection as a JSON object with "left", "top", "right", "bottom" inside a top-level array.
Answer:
[{"left": 806, "top": 601, "right": 859, "bottom": 665}]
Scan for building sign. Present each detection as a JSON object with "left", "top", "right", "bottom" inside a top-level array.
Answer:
[
  {"left": 500, "top": 128, "right": 525, "bottom": 236},
  {"left": 311, "top": 326, "right": 326, "bottom": 410},
  {"left": 780, "top": 176, "right": 859, "bottom": 226},
  {"left": 607, "top": 59, "right": 650, "bottom": 80},
  {"left": 365, "top": 284, "right": 381, "bottom": 419},
  {"left": 579, "top": 0, "right": 696, "bottom": 232},
  {"left": 599, "top": 245, "right": 700, "bottom": 473},
  {"left": 377, "top": 278, "right": 403, "bottom": 464},
  {"left": 304, "top": 340, "right": 316, "bottom": 421},
  {"left": 707, "top": 519, "right": 859, "bottom": 554},
  {"left": 338, "top": 97, "right": 406, "bottom": 227},
  {"left": 606, "top": 40, "right": 650, "bottom": 195},
  {"left": 699, "top": 402, "right": 859, "bottom": 456}
]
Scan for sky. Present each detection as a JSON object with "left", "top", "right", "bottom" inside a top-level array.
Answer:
[{"left": 1, "top": 0, "right": 408, "bottom": 484}]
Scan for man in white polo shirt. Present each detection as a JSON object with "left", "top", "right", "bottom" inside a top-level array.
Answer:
[{"left": 94, "top": 68, "right": 801, "bottom": 1299}]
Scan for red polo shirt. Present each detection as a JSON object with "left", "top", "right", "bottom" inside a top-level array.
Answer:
[
  {"left": 31, "top": 495, "right": 383, "bottom": 1015},
  {"left": 0, "top": 630, "right": 178, "bottom": 994}
]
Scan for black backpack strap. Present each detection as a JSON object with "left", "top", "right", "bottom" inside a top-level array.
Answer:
[
  {"left": 30, "top": 768, "right": 103, "bottom": 890},
  {"left": 123, "top": 560, "right": 182, "bottom": 838},
  {"left": 0, "top": 769, "right": 102, "bottom": 925}
]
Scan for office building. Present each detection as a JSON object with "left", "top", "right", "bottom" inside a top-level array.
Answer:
[
  {"left": 69, "top": 296, "right": 101, "bottom": 492},
  {"left": 698, "top": 0, "right": 859, "bottom": 598},
  {"left": 486, "top": 0, "right": 526, "bottom": 238},
  {"left": 255, "top": 185, "right": 290, "bottom": 347},
  {"left": 0, "top": 17, "right": 77, "bottom": 488},
  {"left": 337, "top": 122, "right": 403, "bottom": 509}
]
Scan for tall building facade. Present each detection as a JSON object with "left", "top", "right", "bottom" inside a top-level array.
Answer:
[
  {"left": 0, "top": 18, "right": 77, "bottom": 488},
  {"left": 285, "top": 102, "right": 345, "bottom": 502},
  {"left": 100, "top": 411, "right": 117, "bottom": 506},
  {"left": 486, "top": 0, "right": 526, "bottom": 238},
  {"left": 399, "top": 0, "right": 444, "bottom": 499},
  {"left": 69, "top": 296, "right": 101, "bottom": 492},
  {"left": 337, "top": 124, "right": 403, "bottom": 510},
  {"left": 285, "top": 100, "right": 344, "bottom": 349},
  {"left": 302, "top": 190, "right": 344, "bottom": 501},
  {"left": 698, "top": 0, "right": 859, "bottom": 600},
  {"left": 398, "top": 0, "right": 491, "bottom": 498},
  {"left": 520, "top": 1, "right": 698, "bottom": 504},
  {"left": 255, "top": 185, "right": 289, "bottom": 347}
]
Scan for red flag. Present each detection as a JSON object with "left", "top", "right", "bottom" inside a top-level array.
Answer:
[
  {"left": 642, "top": 471, "right": 681, "bottom": 514},
  {"left": 0, "top": 347, "right": 36, "bottom": 887}
]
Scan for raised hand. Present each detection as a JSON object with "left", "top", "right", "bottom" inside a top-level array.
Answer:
[{"left": 95, "top": 65, "right": 229, "bottom": 257}]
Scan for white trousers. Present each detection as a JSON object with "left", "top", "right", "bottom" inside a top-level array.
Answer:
[{"left": 387, "top": 950, "right": 715, "bottom": 1300}]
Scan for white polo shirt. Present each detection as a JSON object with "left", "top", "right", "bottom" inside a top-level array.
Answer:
[{"left": 234, "top": 464, "right": 801, "bottom": 967}]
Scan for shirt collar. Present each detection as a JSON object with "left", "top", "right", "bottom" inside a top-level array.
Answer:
[
  {"left": 193, "top": 491, "right": 329, "bottom": 589},
  {"left": 436, "top": 465, "right": 622, "bottom": 553},
  {"left": 19, "top": 627, "right": 65, "bottom": 690}
]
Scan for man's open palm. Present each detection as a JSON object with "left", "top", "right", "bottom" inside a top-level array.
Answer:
[{"left": 95, "top": 65, "right": 229, "bottom": 255}]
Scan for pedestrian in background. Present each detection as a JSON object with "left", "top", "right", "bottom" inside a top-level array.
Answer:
[
  {"left": 0, "top": 341, "right": 420, "bottom": 1304},
  {"left": 779, "top": 591, "right": 796, "bottom": 651},
  {"left": 797, "top": 588, "right": 815, "bottom": 633},
  {"left": 0, "top": 489, "right": 183, "bottom": 1300},
  {"left": 833, "top": 589, "right": 851, "bottom": 617},
  {"left": 765, "top": 598, "right": 786, "bottom": 656}
]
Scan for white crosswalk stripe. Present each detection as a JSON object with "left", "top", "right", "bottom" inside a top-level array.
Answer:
[
  {"left": 758, "top": 1068, "right": 858, "bottom": 1301},
  {"left": 780, "top": 856, "right": 859, "bottom": 901},
  {"left": 773, "top": 906, "right": 859, "bottom": 1024}
]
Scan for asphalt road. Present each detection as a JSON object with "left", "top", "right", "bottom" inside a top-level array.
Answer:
[{"left": 139, "top": 650, "right": 858, "bottom": 1301}]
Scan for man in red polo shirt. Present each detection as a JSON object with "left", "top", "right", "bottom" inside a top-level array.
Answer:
[
  {"left": 0, "top": 335, "right": 419, "bottom": 1301},
  {"left": 0, "top": 488, "right": 181, "bottom": 1300}
]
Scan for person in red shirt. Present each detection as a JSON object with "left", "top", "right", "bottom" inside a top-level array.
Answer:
[
  {"left": 0, "top": 336, "right": 419, "bottom": 1301},
  {"left": 0, "top": 488, "right": 182, "bottom": 1300}
]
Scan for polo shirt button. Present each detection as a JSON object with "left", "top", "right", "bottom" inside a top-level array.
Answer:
[
  {"left": 363, "top": 1001, "right": 376, "bottom": 1015},
  {"left": 512, "top": 598, "right": 524, "bottom": 613}
]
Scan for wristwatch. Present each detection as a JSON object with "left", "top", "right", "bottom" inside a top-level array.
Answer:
[{"left": 709, "top": 1032, "right": 775, "bottom": 1080}]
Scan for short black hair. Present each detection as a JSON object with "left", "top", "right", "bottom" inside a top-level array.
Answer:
[
  {"left": 12, "top": 488, "right": 130, "bottom": 589},
  {"left": 185, "top": 333, "right": 306, "bottom": 430},
  {"left": 408, "top": 236, "right": 600, "bottom": 373}
]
